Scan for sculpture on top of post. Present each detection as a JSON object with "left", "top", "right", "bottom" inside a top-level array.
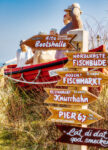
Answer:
[
  {"left": 55, "top": 3, "right": 84, "bottom": 59},
  {"left": 60, "top": 3, "right": 83, "bottom": 35}
]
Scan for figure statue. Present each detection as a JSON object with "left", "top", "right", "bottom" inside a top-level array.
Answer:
[
  {"left": 60, "top": 3, "right": 83, "bottom": 34},
  {"left": 55, "top": 3, "right": 83, "bottom": 59},
  {"left": 17, "top": 40, "right": 33, "bottom": 67}
]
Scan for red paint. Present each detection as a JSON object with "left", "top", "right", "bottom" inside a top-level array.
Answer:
[
  {"left": 4, "top": 57, "right": 68, "bottom": 89},
  {"left": 88, "top": 45, "right": 106, "bottom": 95},
  {"left": 56, "top": 125, "right": 108, "bottom": 148}
]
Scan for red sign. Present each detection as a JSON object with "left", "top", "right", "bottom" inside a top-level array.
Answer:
[
  {"left": 56, "top": 125, "right": 108, "bottom": 148},
  {"left": 65, "top": 52, "right": 108, "bottom": 68}
]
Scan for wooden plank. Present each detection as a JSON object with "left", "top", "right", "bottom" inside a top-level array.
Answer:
[
  {"left": 56, "top": 71, "right": 108, "bottom": 87},
  {"left": 56, "top": 125, "right": 108, "bottom": 148},
  {"left": 64, "top": 52, "right": 108, "bottom": 68},
  {"left": 67, "top": 29, "right": 89, "bottom": 150},
  {"left": 22, "top": 34, "right": 78, "bottom": 50},
  {"left": 45, "top": 88, "right": 97, "bottom": 105},
  {"left": 47, "top": 106, "right": 103, "bottom": 125}
]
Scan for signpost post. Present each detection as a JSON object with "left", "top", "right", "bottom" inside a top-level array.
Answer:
[{"left": 66, "top": 29, "right": 89, "bottom": 150}]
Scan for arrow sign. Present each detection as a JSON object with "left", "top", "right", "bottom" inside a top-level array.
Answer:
[
  {"left": 22, "top": 34, "right": 77, "bottom": 50},
  {"left": 64, "top": 52, "right": 108, "bottom": 68},
  {"left": 45, "top": 88, "right": 97, "bottom": 105},
  {"left": 56, "top": 71, "right": 108, "bottom": 87},
  {"left": 56, "top": 125, "right": 108, "bottom": 148},
  {"left": 47, "top": 107, "right": 103, "bottom": 125}
]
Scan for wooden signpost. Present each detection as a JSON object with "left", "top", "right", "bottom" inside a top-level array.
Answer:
[
  {"left": 42, "top": 30, "right": 107, "bottom": 150},
  {"left": 56, "top": 71, "right": 108, "bottom": 87},
  {"left": 56, "top": 125, "right": 108, "bottom": 148},
  {"left": 47, "top": 107, "right": 103, "bottom": 125},
  {"left": 22, "top": 34, "right": 78, "bottom": 50},
  {"left": 65, "top": 52, "right": 108, "bottom": 68},
  {"left": 45, "top": 88, "right": 97, "bottom": 105}
]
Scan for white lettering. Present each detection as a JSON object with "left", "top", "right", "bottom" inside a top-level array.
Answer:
[
  {"left": 53, "top": 94, "right": 88, "bottom": 103},
  {"left": 35, "top": 40, "right": 66, "bottom": 48},
  {"left": 63, "top": 77, "right": 102, "bottom": 86}
]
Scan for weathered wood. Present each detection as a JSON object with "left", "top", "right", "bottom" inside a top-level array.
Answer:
[
  {"left": 56, "top": 125, "right": 108, "bottom": 148},
  {"left": 56, "top": 71, "right": 108, "bottom": 87},
  {"left": 47, "top": 106, "right": 103, "bottom": 125},
  {"left": 45, "top": 88, "right": 97, "bottom": 105},
  {"left": 22, "top": 34, "right": 78, "bottom": 50},
  {"left": 65, "top": 52, "right": 108, "bottom": 68}
]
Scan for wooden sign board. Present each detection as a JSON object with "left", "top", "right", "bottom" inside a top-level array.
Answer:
[
  {"left": 22, "top": 34, "right": 77, "bottom": 50},
  {"left": 45, "top": 88, "right": 97, "bottom": 105},
  {"left": 57, "top": 71, "right": 108, "bottom": 87},
  {"left": 65, "top": 52, "right": 108, "bottom": 68},
  {"left": 47, "top": 107, "right": 103, "bottom": 125},
  {"left": 56, "top": 125, "right": 108, "bottom": 148}
]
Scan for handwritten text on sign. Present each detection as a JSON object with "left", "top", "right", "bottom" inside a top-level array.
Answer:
[
  {"left": 47, "top": 107, "right": 103, "bottom": 125},
  {"left": 56, "top": 125, "right": 108, "bottom": 148},
  {"left": 65, "top": 52, "right": 108, "bottom": 68},
  {"left": 56, "top": 71, "right": 108, "bottom": 87},
  {"left": 45, "top": 88, "right": 97, "bottom": 105},
  {"left": 23, "top": 34, "right": 76, "bottom": 50}
]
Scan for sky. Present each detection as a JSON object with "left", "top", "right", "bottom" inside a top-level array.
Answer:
[{"left": 0, "top": 0, "right": 108, "bottom": 63}]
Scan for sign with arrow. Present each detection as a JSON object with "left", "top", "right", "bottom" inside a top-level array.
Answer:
[
  {"left": 22, "top": 34, "right": 78, "bottom": 50},
  {"left": 64, "top": 52, "right": 108, "bottom": 68},
  {"left": 45, "top": 88, "right": 97, "bottom": 105},
  {"left": 47, "top": 107, "right": 103, "bottom": 125},
  {"left": 56, "top": 71, "right": 108, "bottom": 87},
  {"left": 56, "top": 125, "right": 108, "bottom": 148}
]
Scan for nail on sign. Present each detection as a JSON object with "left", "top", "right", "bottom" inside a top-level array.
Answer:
[
  {"left": 56, "top": 125, "right": 108, "bottom": 148},
  {"left": 56, "top": 71, "right": 108, "bottom": 87}
]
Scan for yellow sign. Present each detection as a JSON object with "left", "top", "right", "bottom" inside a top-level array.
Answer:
[
  {"left": 45, "top": 88, "right": 97, "bottom": 105},
  {"left": 47, "top": 107, "right": 103, "bottom": 125},
  {"left": 64, "top": 52, "right": 108, "bottom": 68},
  {"left": 56, "top": 71, "right": 108, "bottom": 87}
]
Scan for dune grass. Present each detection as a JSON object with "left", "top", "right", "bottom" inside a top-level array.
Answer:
[{"left": 0, "top": 71, "right": 108, "bottom": 150}]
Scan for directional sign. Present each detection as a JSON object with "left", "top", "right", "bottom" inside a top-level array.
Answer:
[
  {"left": 64, "top": 52, "right": 108, "bottom": 68},
  {"left": 56, "top": 125, "right": 108, "bottom": 148},
  {"left": 45, "top": 88, "right": 97, "bottom": 105},
  {"left": 56, "top": 71, "right": 108, "bottom": 87},
  {"left": 22, "top": 34, "right": 77, "bottom": 50},
  {"left": 47, "top": 107, "right": 103, "bottom": 125}
]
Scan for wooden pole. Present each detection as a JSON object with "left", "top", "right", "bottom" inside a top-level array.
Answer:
[{"left": 67, "top": 29, "right": 88, "bottom": 150}]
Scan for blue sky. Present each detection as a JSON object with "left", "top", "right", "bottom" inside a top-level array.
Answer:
[{"left": 0, "top": 0, "right": 108, "bottom": 62}]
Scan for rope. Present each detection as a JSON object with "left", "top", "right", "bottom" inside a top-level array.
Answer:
[
  {"left": 21, "top": 70, "right": 41, "bottom": 82},
  {"left": 4, "top": 74, "right": 58, "bottom": 85}
]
